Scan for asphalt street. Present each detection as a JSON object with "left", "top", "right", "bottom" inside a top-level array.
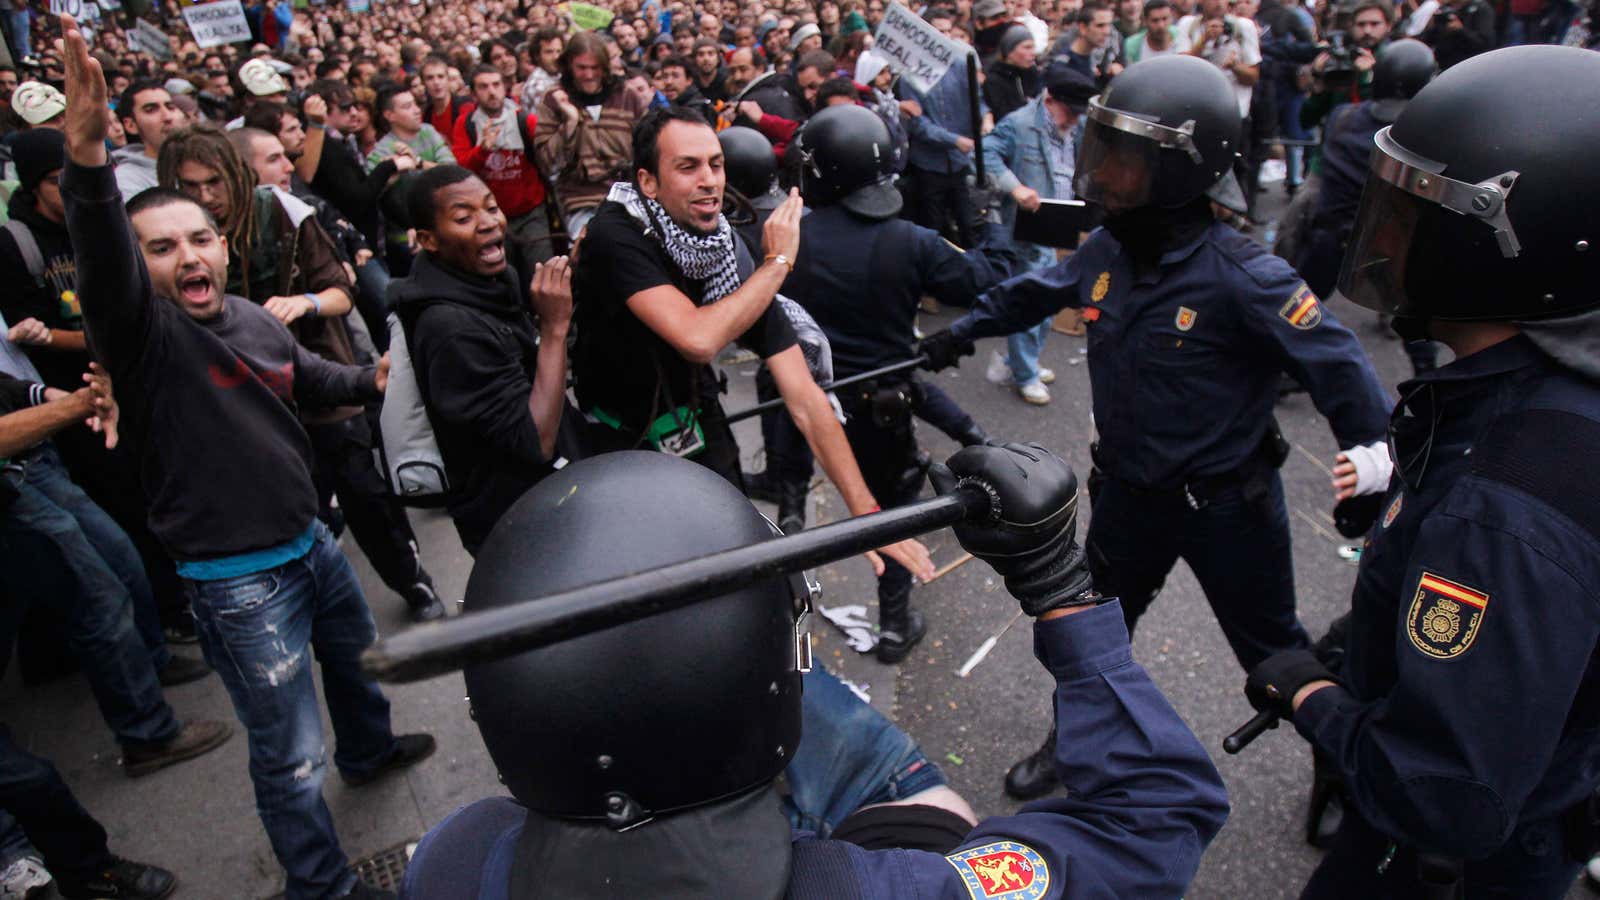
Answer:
[{"left": 1, "top": 183, "right": 1591, "bottom": 898}]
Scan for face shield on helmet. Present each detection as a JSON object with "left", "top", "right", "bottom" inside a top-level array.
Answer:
[
  {"left": 1074, "top": 96, "right": 1206, "bottom": 213},
  {"left": 1339, "top": 125, "right": 1523, "bottom": 315}
]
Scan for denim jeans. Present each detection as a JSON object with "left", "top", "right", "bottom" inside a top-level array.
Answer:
[
  {"left": 186, "top": 520, "right": 396, "bottom": 900},
  {"left": 0, "top": 727, "right": 113, "bottom": 876},
  {"left": 781, "top": 667, "right": 947, "bottom": 838},
  {"left": 1006, "top": 317, "right": 1055, "bottom": 387},
  {"left": 0, "top": 445, "right": 179, "bottom": 749},
  {"left": 8, "top": 10, "right": 28, "bottom": 60},
  {"left": 0, "top": 810, "right": 37, "bottom": 868}
]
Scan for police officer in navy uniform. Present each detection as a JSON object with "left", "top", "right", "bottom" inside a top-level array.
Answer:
[
  {"left": 400, "top": 445, "right": 1230, "bottom": 900},
  {"left": 782, "top": 103, "right": 1019, "bottom": 662},
  {"left": 1295, "top": 38, "right": 1441, "bottom": 376},
  {"left": 919, "top": 54, "right": 1396, "bottom": 799},
  {"left": 1241, "top": 45, "right": 1600, "bottom": 899}
]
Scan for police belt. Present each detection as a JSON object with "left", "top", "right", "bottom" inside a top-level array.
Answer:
[{"left": 1090, "top": 442, "right": 1265, "bottom": 509}]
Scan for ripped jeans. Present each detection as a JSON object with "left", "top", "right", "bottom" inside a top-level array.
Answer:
[{"left": 185, "top": 520, "right": 396, "bottom": 900}]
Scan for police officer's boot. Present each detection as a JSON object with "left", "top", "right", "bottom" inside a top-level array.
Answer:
[
  {"left": 953, "top": 419, "right": 992, "bottom": 448},
  {"left": 777, "top": 478, "right": 808, "bottom": 535},
  {"left": 1003, "top": 726, "right": 1060, "bottom": 800},
  {"left": 875, "top": 587, "right": 926, "bottom": 664}
]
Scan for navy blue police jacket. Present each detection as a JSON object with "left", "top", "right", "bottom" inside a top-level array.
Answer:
[
  {"left": 948, "top": 220, "right": 1392, "bottom": 490},
  {"left": 1294, "top": 335, "right": 1600, "bottom": 858},
  {"left": 780, "top": 208, "right": 1017, "bottom": 380},
  {"left": 400, "top": 602, "right": 1230, "bottom": 899}
]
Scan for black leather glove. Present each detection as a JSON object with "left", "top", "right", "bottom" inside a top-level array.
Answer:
[
  {"left": 1245, "top": 650, "right": 1337, "bottom": 720},
  {"left": 916, "top": 329, "right": 976, "bottom": 372},
  {"left": 928, "top": 442, "right": 1097, "bottom": 616}
]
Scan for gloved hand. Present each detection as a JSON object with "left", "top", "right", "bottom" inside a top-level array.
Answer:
[
  {"left": 928, "top": 442, "right": 1097, "bottom": 616},
  {"left": 916, "top": 329, "right": 976, "bottom": 372},
  {"left": 1245, "top": 650, "right": 1337, "bottom": 720}
]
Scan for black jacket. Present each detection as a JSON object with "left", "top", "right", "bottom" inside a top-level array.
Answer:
[
  {"left": 389, "top": 252, "right": 557, "bottom": 554},
  {"left": 982, "top": 59, "right": 1042, "bottom": 123},
  {"left": 310, "top": 131, "right": 398, "bottom": 248},
  {"left": 0, "top": 193, "right": 88, "bottom": 391},
  {"left": 1421, "top": 0, "right": 1496, "bottom": 69}
]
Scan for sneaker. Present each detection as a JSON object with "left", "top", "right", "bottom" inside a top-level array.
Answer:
[
  {"left": 341, "top": 733, "right": 436, "bottom": 787},
  {"left": 985, "top": 350, "right": 1011, "bottom": 385},
  {"left": 0, "top": 855, "right": 52, "bottom": 899},
  {"left": 54, "top": 857, "right": 175, "bottom": 900},
  {"left": 1038, "top": 367, "right": 1056, "bottom": 385},
  {"left": 402, "top": 582, "right": 447, "bottom": 623},
  {"left": 1018, "top": 381, "right": 1051, "bottom": 405},
  {"left": 122, "top": 720, "right": 233, "bottom": 778},
  {"left": 156, "top": 655, "right": 212, "bottom": 687}
]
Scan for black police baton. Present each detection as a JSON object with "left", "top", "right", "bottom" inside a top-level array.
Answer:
[
  {"left": 723, "top": 356, "right": 928, "bottom": 424},
  {"left": 361, "top": 482, "right": 995, "bottom": 683},
  {"left": 1223, "top": 709, "right": 1279, "bottom": 754}
]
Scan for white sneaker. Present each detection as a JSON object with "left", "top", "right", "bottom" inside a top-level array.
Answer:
[
  {"left": 985, "top": 350, "right": 1011, "bottom": 384},
  {"left": 1019, "top": 381, "right": 1051, "bottom": 405},
  {"left": 1038, "top": 367, "right": 1056, "bottom": 385},
  {"left": 0, "top": 856, "right": 51, "bottom": 899}
]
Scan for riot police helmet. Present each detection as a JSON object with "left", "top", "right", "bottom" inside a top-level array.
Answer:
[
  {"left": 1074, "top": 55, "right": 1243, "bottom": 214},
  {"left": 461, "top": 452, "right": 812, "bottom": 895},
  {"left": 793, "top": 102, "right": 902, "bottom": 219},
  {"left": 1371, "top": 38, "right": 1436, "bottom": 102},
  {"left": 719, "top": 125, "right": 778, "bottom": 200},
  {"left": 1339, "top": 46, "right": 1600, "bottom": 321}
]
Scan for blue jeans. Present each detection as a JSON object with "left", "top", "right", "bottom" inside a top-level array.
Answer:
[
  {"left": 0, "top": 727, "right": 112, "bottom": 876},
  {"left": 0, "top": 446, "right": 179, "bottom": 749},
  {"left": 8, "top": 10, "right": 28, "bottom": 60},
  {"left": 781, "top": 667, "right": 947, "bottom": 838},
  {"left": 186, "top": 520, "right": 396, "bottom": 900},
  {"left": 0, "top": 810, "right": 36, "bottom": 868},
  {"left": 1005, "top": 244, "right": 1057, "bottom": 386}
]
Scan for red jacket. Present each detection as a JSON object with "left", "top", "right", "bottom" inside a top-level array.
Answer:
[{"left": 450, "top": 104, "right": 548, "bottom": 218}]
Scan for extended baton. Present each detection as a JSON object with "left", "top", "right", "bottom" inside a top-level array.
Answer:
[
  {"left": 361, "top": 483, "right": 994, "bottom": 683},
  {"left": 1223, "top": 709, "right": 1279, "bottom": 754},
  {"left": 723, "top": 356, "right": 928, "bottom": 424}
]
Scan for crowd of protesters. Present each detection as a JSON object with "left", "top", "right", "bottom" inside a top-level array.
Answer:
[{"left": 0, "top": 0, "right": 1594, "bottom": 895}]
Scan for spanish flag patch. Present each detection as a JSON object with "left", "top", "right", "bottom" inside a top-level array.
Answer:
[
  {"left": 1406, "top": 572, "right": 1489, "bottom": 659},
  {"left": 1279, "top": 283, "right": 1323, "bottom": 330}
]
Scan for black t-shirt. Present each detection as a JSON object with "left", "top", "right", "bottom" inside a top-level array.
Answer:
[{"left": 573, "top": 201, "right": 797, "bottom": 438}]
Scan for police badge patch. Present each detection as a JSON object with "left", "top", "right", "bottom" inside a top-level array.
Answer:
[
  {"left": 1406, "top": 572, "right": 1489, "bottom": 659},
  {"left": 1175, "top": 306, "right": 1197, "bottom": 331},
  {"left": 1279, "top": 283, "right": 1323, "bottom": 330},
  {"left": 946, "top": 841, "right": 1050, "bottom": 899},
  {"left": 1091, "top": 271, "right": 1110, "bottom": 303}
]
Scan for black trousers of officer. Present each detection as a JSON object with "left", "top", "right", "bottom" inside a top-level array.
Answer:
[
  {"left": 307, "top": 413, "right": 429, "bottom": 598},
  {"left": 1085, "top": 471, "right": 1311, "bottom": 671},
  {"left": 1302, "top": 807, "right": 1582, "bottom": 900},
  {"left": 838, "top": 386, "right": 923, "bottom": 617}
]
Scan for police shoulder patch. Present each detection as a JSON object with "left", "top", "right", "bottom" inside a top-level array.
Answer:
[
  {"left": 1406, "top": 571, "right": 1489, "bottom": 660},
  {"left": 1279, "top": 283, "right": 1323, "bottom": 330},
  {"left": 946, "top": 841, "right": 1050, "bottom": 899},
  {"left": 1091, "top": 271, "right": 1110, "bottom": 303}
]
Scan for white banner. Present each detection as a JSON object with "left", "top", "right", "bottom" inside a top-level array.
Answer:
[
  {"left": 873, "top": 1, "right": 971, "bottom": 94},
  {"left": 130, "top": 17, "right": 174, "bottom": 59},
  {"left": 182, "top": 0, "right": 251, "bottom": 48}
]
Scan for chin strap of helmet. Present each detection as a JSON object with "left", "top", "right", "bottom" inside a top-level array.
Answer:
[{"left": 1102, "top": 197, "right": 1215, "bottom": 273}]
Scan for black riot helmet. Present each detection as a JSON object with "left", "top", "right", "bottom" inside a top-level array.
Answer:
[
  {"left": 719, "top": 125, "right": 778, "bottom": 200},
  {"left": 1371, "top": 38, "right": 1436, "bottom": 102},
  {"left": 1074, "top": 55, "right": 1243, "bottom": 214},
  {"left": 1339, "top": 46, "right": 1600, "bottom": 321},
  {"left": 793, "top": 102, "right": 902, "bottom": 219},
  {"left": 462, "top": 453, "right": 811, "bottom": 857}
]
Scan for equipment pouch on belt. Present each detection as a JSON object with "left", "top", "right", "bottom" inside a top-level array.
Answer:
[
  {"left": 1242, "top": 417, "right": 1292, "bottom": 505},
  {"left": 868, "top": 382, "right": 912, "bottom": 429}
]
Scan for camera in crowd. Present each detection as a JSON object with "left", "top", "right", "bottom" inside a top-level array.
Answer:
[{"left": 1322, "top": 30, "right": 1358, "bottom": 75}]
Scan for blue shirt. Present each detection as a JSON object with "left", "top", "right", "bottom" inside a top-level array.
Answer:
[{"left": 952, "top": 220, "right": 1392, "bottom": 489}]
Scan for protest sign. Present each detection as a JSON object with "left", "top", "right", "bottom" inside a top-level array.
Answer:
[
  {"left": 182, "top": 0, "right": 252, "bottom": 48},
  {"left": 130, "top": 17, "right": 175, "bottom": 59},
  {"left": 874, "top": 1, "right": 971, "bottom": 93}
]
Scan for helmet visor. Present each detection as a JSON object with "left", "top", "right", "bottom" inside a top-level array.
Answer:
[
  {"left": 1338, "top": 126, "right": 1523, "bottom": 314},
  {"left": 1074, "top": 97, "right": 1207, "bottom": 213}
]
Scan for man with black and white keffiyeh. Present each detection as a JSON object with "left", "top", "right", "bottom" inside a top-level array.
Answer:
[{"left": 571, "top": 107, "right": 935, "bottom": 584}]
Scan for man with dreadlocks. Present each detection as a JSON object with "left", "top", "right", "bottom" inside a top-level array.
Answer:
[
  {"left": 56, "top": 15, "right": 432, "bottom": 899},
  {"left": 157, "top": 123, "right": 449, "bottom": 625},
  {"left": 571, "top": 106, "right": 937, "bottom": 592}
]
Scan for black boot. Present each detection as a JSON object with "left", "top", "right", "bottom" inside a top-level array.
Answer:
[
  {"left": 744, "top": 469, "right": 778, "bottom": 503},
  {"left": 952, "top": 419, "right": 992, "bottom": 448},
  {"left": 1003, "top": 726, "right": 1060, "bottom": 800},
  {"left": 875, "top": 587, "right": 926, "bottom": 664},
  {"left": 777, "top": 478, "right": 808, "bottom": 535}
]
